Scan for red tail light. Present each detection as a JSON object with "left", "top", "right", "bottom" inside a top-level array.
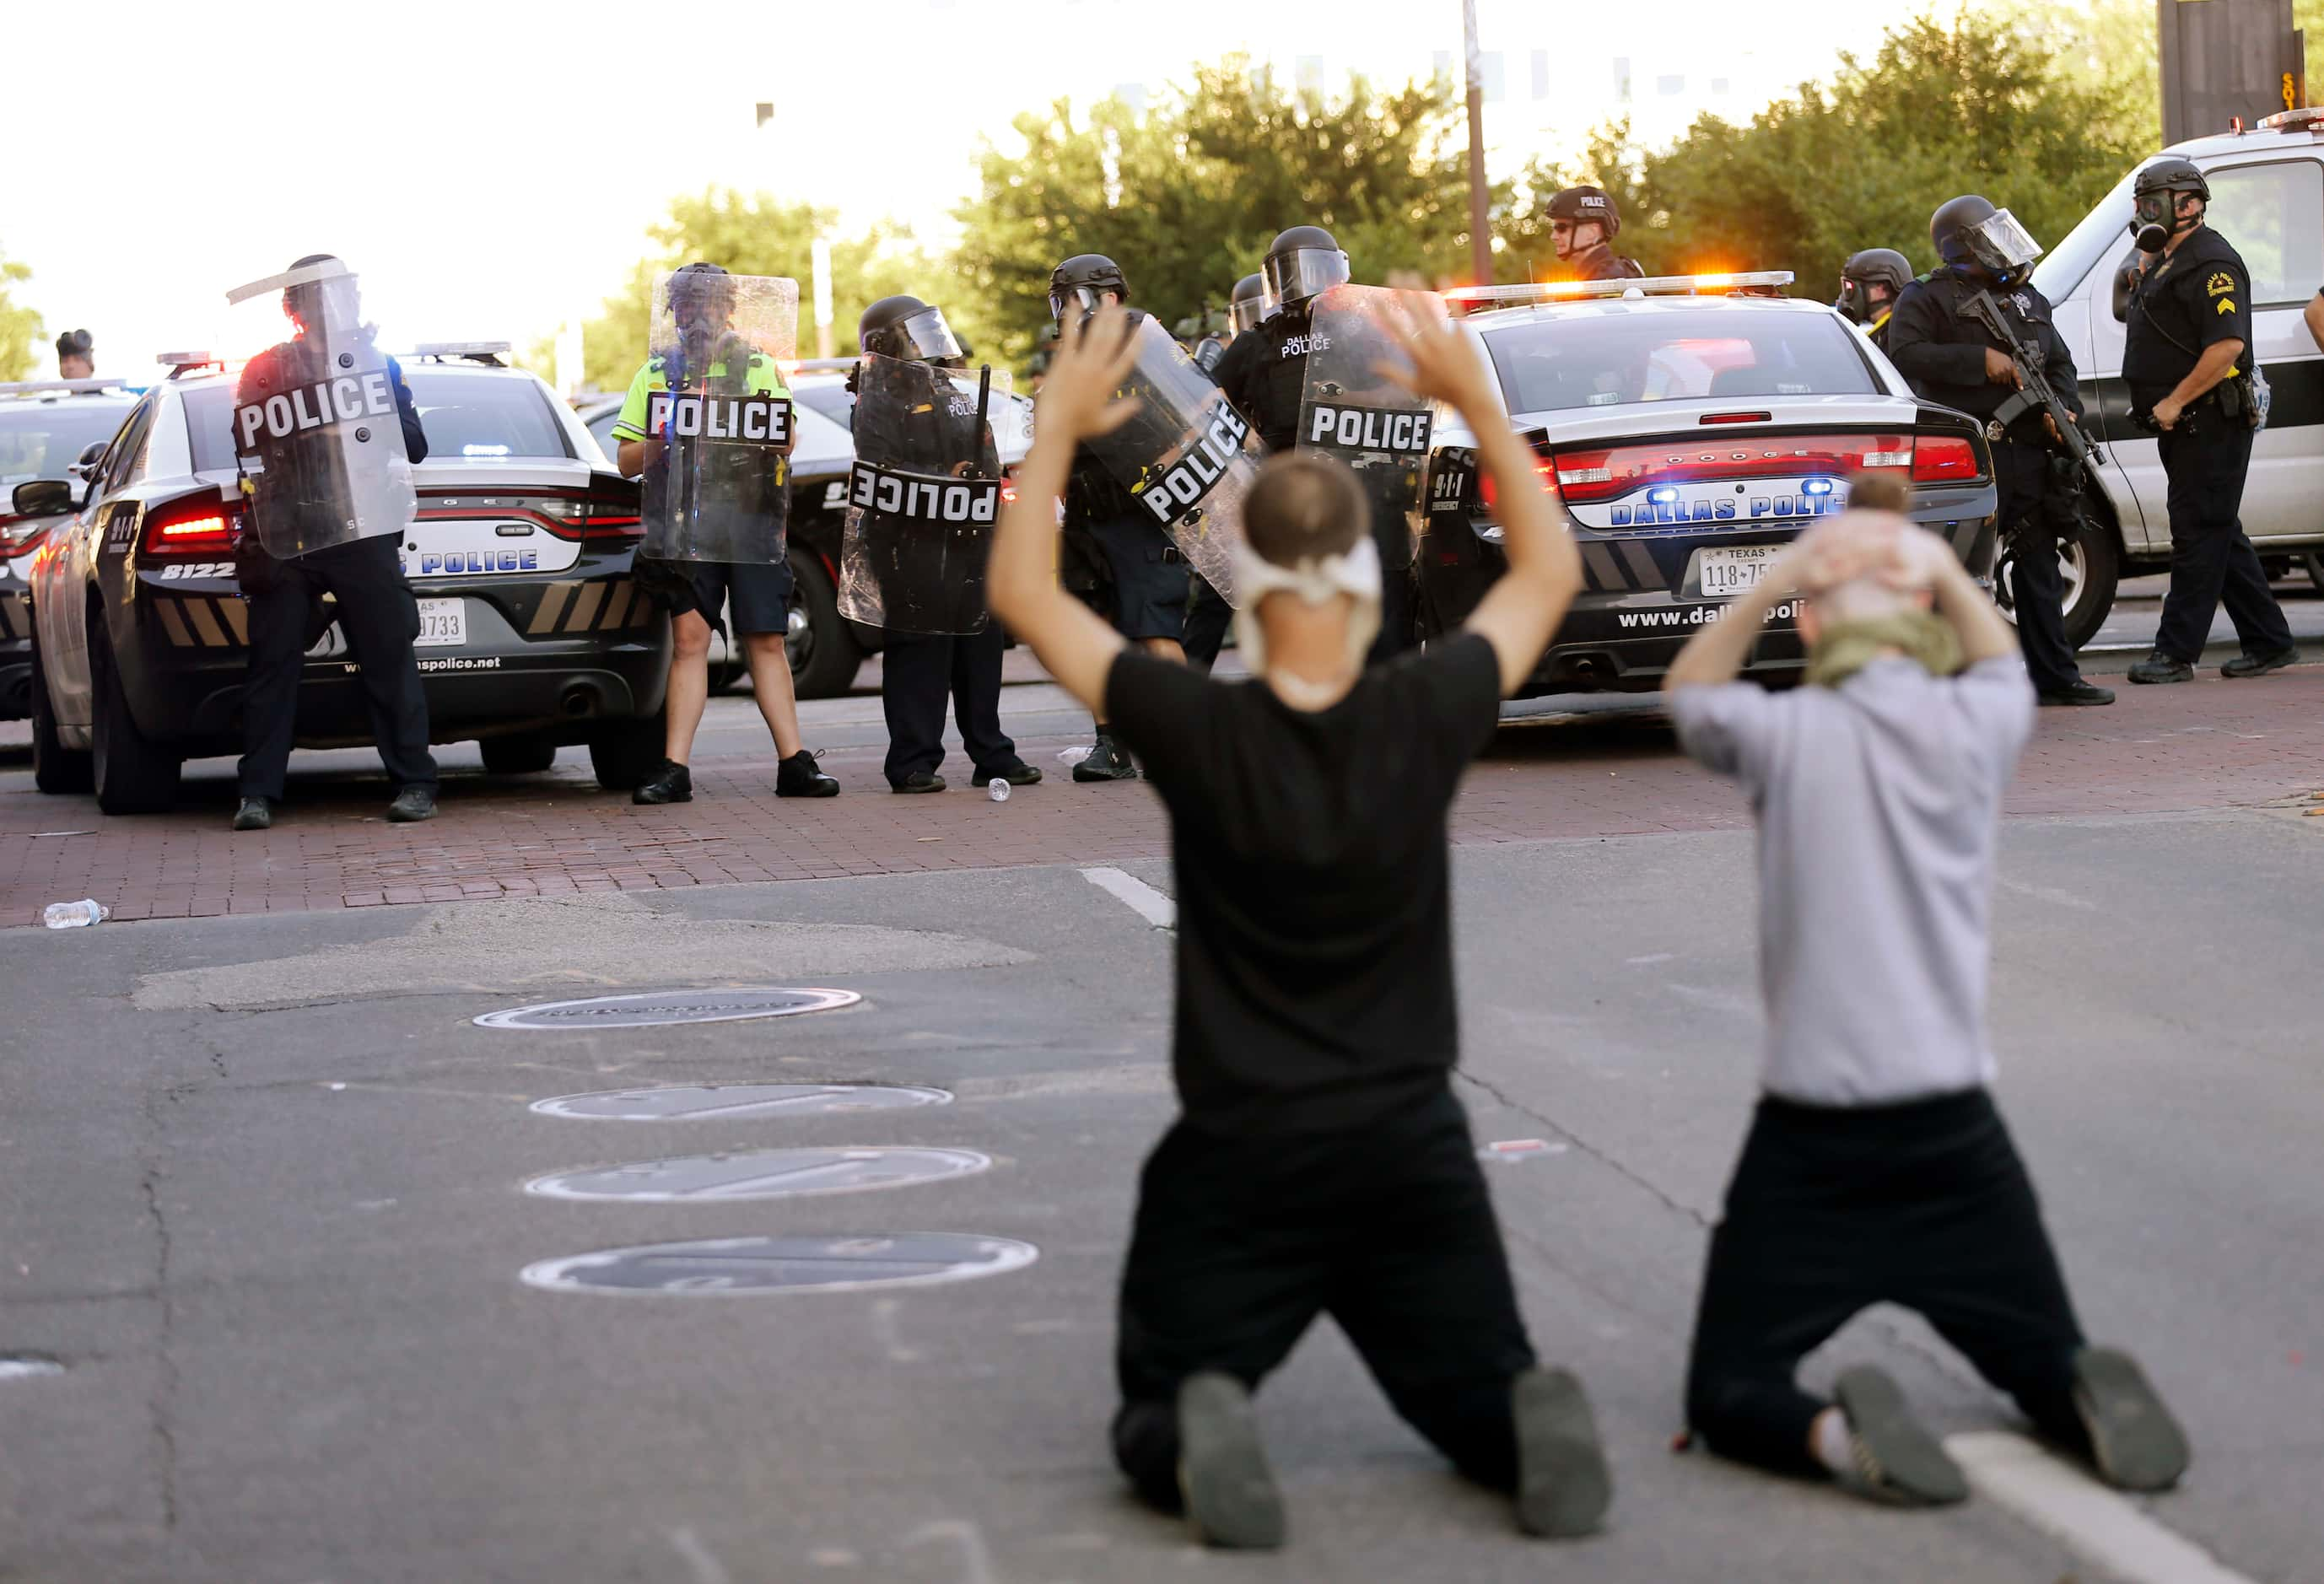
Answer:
[
  {"left": 140, "top": 494, "right": 244, "bottom": 555},
  {"left": 1547, "top": 434, "right": 1915, "bottom": 505},
  {"left": 1, "top": 523, "right": 47, "bottom": 560},
  {"left": 1910, "top": 436, "right": 1982, "bottom": 482},
  {"left": 1477, "top": 457, "right": 1556, "bottom": 513},
  {"left": 412, "top": 488, "right": 643, "bottom": 543}
]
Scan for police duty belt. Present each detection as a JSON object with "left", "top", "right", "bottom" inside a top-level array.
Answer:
[
  {"left": 1304, "top": 399, "right": 1433, "bottom": 457},
  {"left": 848, "top": 461, "right": 1001, "bottom": 525},
  {"left": 648, "top": 389, "right": 794, "bottom": 447},
  {"left": 1135, "top": 401, "right": 1252, "bottom": 527},
  {"left": 235, "top": 368, "right": 400, "bottom": 450}
]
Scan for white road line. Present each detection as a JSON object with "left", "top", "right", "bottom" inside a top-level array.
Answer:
[
  {"left": 1944, "top": 1432, "right": 2255, "bottom": 1584},
  {"left": 666, "top": 1527, "right": 733, "bottom": 1584},
  {"left": 1081, "top": 867, "right": 1177, "bottom": 929}
]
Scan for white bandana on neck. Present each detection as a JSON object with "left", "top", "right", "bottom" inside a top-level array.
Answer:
[{"left": 1228, "top": 533, "right": 1383, "bottom": 693}]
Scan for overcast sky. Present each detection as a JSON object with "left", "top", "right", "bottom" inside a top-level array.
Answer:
[{"left": 7, "top": 0, "right": 1928, "bottom": 382}]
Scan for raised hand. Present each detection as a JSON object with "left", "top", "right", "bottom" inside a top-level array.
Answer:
[
  {"left": 1035, "top": 308, "right": 1144, "bottom": 446},
  {"left": 1372, "top": 294, "right": 1494, "bottom": 414}
]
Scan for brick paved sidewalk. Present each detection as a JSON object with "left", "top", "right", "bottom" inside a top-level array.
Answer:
[{"left": 5, "top": 666, "right": 2319, "bottom": 926}]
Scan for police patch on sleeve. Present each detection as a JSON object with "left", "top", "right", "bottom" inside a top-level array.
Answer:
[{"left": 2207, "top": 271, "right": 2236, "bottom": 297}]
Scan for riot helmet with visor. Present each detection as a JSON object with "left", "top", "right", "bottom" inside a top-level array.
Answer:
[{"left": 1262, "top": 226, "right": 1351, "bottom": 310}]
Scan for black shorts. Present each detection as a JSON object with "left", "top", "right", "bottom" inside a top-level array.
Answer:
[
  {"left": 1085, "top": 517, "right": 1188, "bottom": 642},
  {"left": 638, "top": 557, "right": 794, "bottom": 637}
]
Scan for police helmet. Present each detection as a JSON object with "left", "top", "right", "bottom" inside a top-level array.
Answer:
[
  {"left": 2132, "top": 156, "right": 2210, "bottom": 243},
  {"left": 1835, "top": 248, "right": 1913, "bottom": 321},
  {"left": 1229, "top": 272, "right": 1269, "bottom": 334},
  {"left": 667, "top": 261, "right": 737, "bottom": 326},
  {"left": 281, "top": 253, "right": 349, "bottom": 323},
  {"left": 2133, "top": 156, "right": 2210, "bottom": 206},
  {"left": 858, "top": 294, "right": 963, "bottom": 364},
  {"left": 1049, "top": 255, "right": 1129, "bottom": 320},
  {"left": 1547, "top": 186, "right": 1621, "bottom": 237},
  {"left": 55, "top": 327, "right": 93, "bottom": 360},
  {"left": 1262, "top": 226, "right": 1350, "bottom": 310}
]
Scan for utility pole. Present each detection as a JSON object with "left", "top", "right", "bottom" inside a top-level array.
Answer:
[{"left": 1464, "top": 1, "right": 1492, "bottom": 285}]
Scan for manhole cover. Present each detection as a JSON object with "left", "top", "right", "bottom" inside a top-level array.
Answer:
[
  {"left": 0, "top": 1356, "right": 64, "bottom": 1381},
  {"left": 476, "top": 988, "right": 861, "bottom": 1031},
  {"left": 531, "top": 1084, "right": 952, "bottom": 1120},
  {"left": 520, "top": 1233, "right": 1038, "bottom": 1295},
  {"left": 526, "top": 1146, "right": 990, "bottom": 1202}
]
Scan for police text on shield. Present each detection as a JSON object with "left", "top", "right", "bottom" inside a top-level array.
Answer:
[
  {"left": 235, "top": 371, "right": 396, "bottom": 449},
  {"left": 848, "top": 462, "right": 1000, "bottom": 525},
  {"left": 648, "top": 391, "right": 794, "bottom": 449},
  {"left": 1304, "top": 401, "right": 1432, "bottom": 455},
  {"left": 1137, "top": 402, "right": 1252, "bottom": 526}
]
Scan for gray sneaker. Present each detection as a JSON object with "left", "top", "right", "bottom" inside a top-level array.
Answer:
[
  {"left": 2073, "top": 1347, "right": 2190, "bottom": 1492},
  {"left": 1512, "top": 1366, "right": 1612, "bottom": 1538},
  {"left": 1175, "top": 1372, "right": 1285, "bottom": 1549},
  {"left": 231, "top": 796, "right": 272, "bottom": 832},
  {"left": 386, "top": 785, "right": 438, "bottom": 823},
  {"left": 1832, "top": 1366, "right": 1968, "bottom": 1506}
]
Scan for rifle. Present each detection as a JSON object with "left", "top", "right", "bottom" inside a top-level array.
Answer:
[
  {"left": 1959, "top": 287, "right": 2106, "bottom": 483},
  {"left": 971, "top": 364, "right": 993, "bottom": 480}
]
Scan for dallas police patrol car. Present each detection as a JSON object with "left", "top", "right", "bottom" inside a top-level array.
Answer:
[
  {"left": 2, "top": 378, "right": 142, "bottom": 719},
  {"left": 1421, "top": 272, "right": 1999, "bottom": 693},
  {"left": 2026, "top": 106, "right": 2324, "bottom": 624},
  {"left": 21, "top": 346, "right": 668, "bottom": 814}
]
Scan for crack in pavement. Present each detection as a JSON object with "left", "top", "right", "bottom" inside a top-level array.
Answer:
[
  {"left": 1455, "top": 1067, "right": 1713, "bottom": 1231},
  {"left": 137, "top": 1088, "right": 180, "bottom": 1538}
]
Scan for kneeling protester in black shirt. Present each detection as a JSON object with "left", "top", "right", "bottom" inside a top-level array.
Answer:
[{"left": 986, "top": 304, "right": 1606, "bottom": 1549}]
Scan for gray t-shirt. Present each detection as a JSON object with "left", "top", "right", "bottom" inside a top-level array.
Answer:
[{"left": 1670, "top": 655, "right": 2035, "bottom": 1106}]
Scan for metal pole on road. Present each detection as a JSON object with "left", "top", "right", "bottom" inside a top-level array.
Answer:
[{"left": 1464, "top": 0, "right": 1492, "bottom": 286}]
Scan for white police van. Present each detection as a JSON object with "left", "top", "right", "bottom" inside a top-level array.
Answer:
[{"left": 2031, "top": 107, "right": 2324, "bottom": 628}]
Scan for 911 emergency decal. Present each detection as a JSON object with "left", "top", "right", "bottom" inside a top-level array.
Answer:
[
  {"left": 1135, "top": 401, "right": 1252, "bottom": 526},
  {"left": 646, "top": 391, "right": 792, "bottom": 447},
  {"left": 847, "top": 462, "right": 1000, "bottom": 525}
]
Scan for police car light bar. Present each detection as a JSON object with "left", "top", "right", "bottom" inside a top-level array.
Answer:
[
  {"left": 157, "top": 352, "right": 223, "bottom": 377},
  {"left": 786, "top": 358, "right": 859, "bottom": 374},
  {"left": 2259, "top": 106, "right": 2324, "bottom": 132},
  {"left": 1445, "top": 272, "right": 1795, "bottom": 311},
  {"left": 0, "top": 378, "right": 129, "bottom": 396},
  {"left": 412, "top": 341, "right": 511, "bottom": 361}
]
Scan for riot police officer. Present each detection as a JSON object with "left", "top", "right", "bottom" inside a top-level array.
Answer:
[
  {"left": 1228, "top": 272, "right": 1269, "bottom": 337},
  {"left": 231, "top": 256, "right": 438, "bottom": 831},
  {"left": 2119, "top": 159, "right": 2299, "bottom": 683},
  {"left": 1888, "top": 197, "right": 2113, "bottom": 706},
  {"left": 1051, "top": 253, "right": 1180, "bottom": 780},
  {"left": 1215, "top": 225, "right": 1417, "bottom": 662},
  {"left": 1545, "top": 186, "right": 1644, "bottom": 283},
  {"left": 1180, "top": 272, "right": 1270, "bottom": 673},
  {"left": 850, "top": 295, "right": 1040, "bottom": 794},
  {"left": 55, "top": 329, "right": 94, "bottom": 380},
  {"left": 1835, "top": 249, "right": 1913, "bottom": 353}
]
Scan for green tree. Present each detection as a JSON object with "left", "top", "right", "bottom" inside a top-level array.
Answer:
[
  {"left": 1574, "top": 10, "right": 2151, "bottom": 297},
  {"left": 0, "top": 251, "right": 41, "bottom": 382},
  {"left": 576, "top": 189, "right": 952, "bottom": 393},
  {"left": 952, "top": 57, "right": 1549, "bottom": 370}
]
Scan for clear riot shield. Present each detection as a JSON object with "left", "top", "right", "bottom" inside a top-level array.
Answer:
[
  {"left": 1081, "top": 315, "right": 1257, "bottom": 606},
  {"left": 224, "top": 262, "right": 416, "bottom": 559},
  {"left": 836, "top": 358, "right": 1014, "bottom": 635},
  {"left": 640, "top": 271, "right": 799, "bottom": 564},
  {"left": 1297, "top": 284, "right": 1448, "bottom": 571}
]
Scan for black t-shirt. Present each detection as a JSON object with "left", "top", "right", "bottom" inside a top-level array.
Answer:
[
  {"left": 1104, "top": 633, "right": 1503, "bottom": 1135},
  {"left": 2124, "top": 226, "right": 2253, "bottom": 403}
]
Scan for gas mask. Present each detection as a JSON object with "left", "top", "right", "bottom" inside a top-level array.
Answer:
[{"left": 1228, "top": 534, "right": 1383, "bottom": 697}]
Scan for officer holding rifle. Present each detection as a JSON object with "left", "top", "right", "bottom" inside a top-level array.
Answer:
[{"left": 1887, "top": 196, "right": 2113, "bottom": 707}]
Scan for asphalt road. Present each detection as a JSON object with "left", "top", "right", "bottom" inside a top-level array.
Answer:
[{"left": 3, "top": 800, "right": 2316, "bottom": 1581}]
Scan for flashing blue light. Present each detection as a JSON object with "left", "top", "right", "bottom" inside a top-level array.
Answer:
[
  {"left": 1647, "top": 485, "right": 1680, "bottom": 504},
  {"left": 461, "top": 444, "right": 511, "bottom": 457},
  {"left": 1803, "top": 477, "right": 1835, "bottom": 496}
]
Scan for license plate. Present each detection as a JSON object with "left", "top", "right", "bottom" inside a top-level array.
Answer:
[
  {"left": 1697, "top": 547, "right": 1776, "bottom": 598},
  {"left": 414, "top": 597, "right": 466, "bottom": 647}
]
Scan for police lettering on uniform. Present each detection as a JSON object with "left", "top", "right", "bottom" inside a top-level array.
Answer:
[
  {"left": 227, "top": 255, "right": 438, "bottom": 832},
  {"left": 1887, "top": 197, "right": 2114, "bottom": 707},
  {"left": 1544, "top": 186, "right": 1645, "bottom": 283},
  {"left": 2118, "top": 158, "right": 2300, "bottom": 684},
  {"left": 842, "top": 295, "right": 1041, "bottom": 795}
]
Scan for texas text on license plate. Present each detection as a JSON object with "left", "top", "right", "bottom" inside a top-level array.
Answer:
[
  {"left": 414, "top": 597, "right": 466, "bottom": 647},
  {"left": 1697, "top": 546, "right": 1777, "bottom": 597}
]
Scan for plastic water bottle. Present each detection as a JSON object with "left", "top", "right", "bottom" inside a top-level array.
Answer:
[
  {"left": 42, "top": 899, "right": 109, "bottom": 929},
  {"left": 988, "top": 778, "right": 1011, "bottom": 803}
]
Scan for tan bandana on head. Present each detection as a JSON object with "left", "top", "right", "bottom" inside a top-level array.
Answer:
[{"left": 1804, "top": 611, "right": 1964, "bottom": 688}]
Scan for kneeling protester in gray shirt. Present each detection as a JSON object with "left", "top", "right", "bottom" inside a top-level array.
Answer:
[{"left": 1662, "top": 501, "right": 2189, "bottom": 1509}]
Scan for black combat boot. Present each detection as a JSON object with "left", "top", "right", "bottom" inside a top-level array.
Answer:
[
  {"left": 631, "top": 759, "right": 693, "bottom": 805},
  {"left": 777, "top": 750, "right": 840, "bottom": 797}
]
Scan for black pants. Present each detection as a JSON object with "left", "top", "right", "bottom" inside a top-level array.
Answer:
[
  {"left": 237, "top": 535, "right": 437, "bottom": 801},
  {"left": 1992, "top": 442, "right": 2084, "bottom": 694},
  {"left": 1182, "top": 572, "right": 1231, "bottom": 673},
  {"left": 1684, "top": 1089, "right": 2088, "bottom": 1478},
  {"left": 879, "top": 623, "right": 1016, "bottom": 784},
  {"left": 2153, "top": 424, "right": 2293, "bottom": 663},
  {"left": 1113, "top": 1086, "right": 1538, "bottom": 1511}
]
